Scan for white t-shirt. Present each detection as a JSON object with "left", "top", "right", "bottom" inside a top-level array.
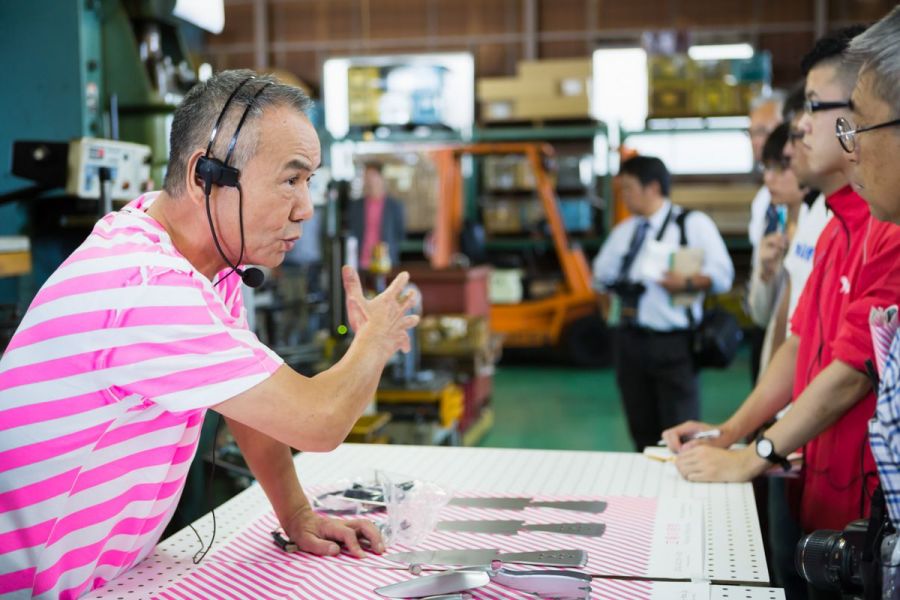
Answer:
[
  {"left": 748, "top": 185, "right": 771, "bottom": 249},
  {"left": 784, "top": 193, "right": 831, "bottom": 321}
]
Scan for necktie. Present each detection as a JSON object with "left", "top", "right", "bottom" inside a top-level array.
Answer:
[
  {"left": 617, "top": 219, "right": 649, "bottom": 282},
  {"left": 763, "top": 203, "right": 779, "bottom": 235}
]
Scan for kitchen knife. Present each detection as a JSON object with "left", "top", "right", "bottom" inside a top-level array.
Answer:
[
  {"left": 436, "top": 519, "right": 606, "bottom": 537},
  {"left": 373, "top": 570, "right": 490, "bottom": 599},
  {"left": 385, "top": 548, "right": 588, "bottom": 567},
  {"left": 448, "top": 497, "right": 607, "bottom": 514}
]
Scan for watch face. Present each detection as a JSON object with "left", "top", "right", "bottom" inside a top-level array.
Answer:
[{"left": 757, "top": 438, "right": 773, "bottom": 457}]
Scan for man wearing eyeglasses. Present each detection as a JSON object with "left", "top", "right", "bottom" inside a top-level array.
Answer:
[
  {"left": 663, "top": 25, "right": 900, "bottom": 598},
  {"left": 844, "top": 1, "right": 900, "bottom": 551}
]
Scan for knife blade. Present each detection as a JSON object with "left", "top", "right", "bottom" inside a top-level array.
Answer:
[
  {"left": 373, "top": 570, "right": 490, "bottom": 599},
  {"left": 385, "top": 548, "right": 587, "bottom": 568},
  {"left": 447, "top": 497, "right": 532, "bottom": 510},
  {"left": 436, "top": 519, "right": 606, "bottom": 537},
  {"left": 529, "top": 500, "right": 608, "bottom": 514},
  {"left": 448, "top": 497, "right": 608, "bottom": 514}
]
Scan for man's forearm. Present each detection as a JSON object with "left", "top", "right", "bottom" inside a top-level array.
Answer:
[
  {"left": 301, "top": 332, "right": 389, "bottom": 440},
  {"left": 224, "top": 417, "right": 310, "bottom": 528},
  {"left": 761, "top": 359, "right": 871, "bottom": 456},
  {"left": 721, "top": 334, "right": 799, "bottom": 441}
]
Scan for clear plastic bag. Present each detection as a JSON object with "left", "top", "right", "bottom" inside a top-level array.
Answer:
[{"left": 376, "top": 470, "right": 449, "bottom": 547}]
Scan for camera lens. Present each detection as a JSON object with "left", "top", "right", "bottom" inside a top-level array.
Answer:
[{"left": 796, "top": 530, "right": 844, "bottom": 591}]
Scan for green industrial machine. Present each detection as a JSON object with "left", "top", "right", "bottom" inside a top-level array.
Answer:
[
  {"left": 0, "top": 0, "right": 214, "bottom": 530},
  {"left": 0, "top": 0, "right": 201, "bottom": 300}
]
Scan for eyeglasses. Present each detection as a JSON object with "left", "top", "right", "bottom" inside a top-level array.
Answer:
[
  {"left": 804, "top": 99, "right": 851, "bottom": 114},
  {"left": 835, "top": 116, "right": 900, "bottom": 153}
]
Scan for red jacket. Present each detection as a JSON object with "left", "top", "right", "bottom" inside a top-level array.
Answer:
[{"left": 789, "top": 185, "right": 900, "bottom": 532}]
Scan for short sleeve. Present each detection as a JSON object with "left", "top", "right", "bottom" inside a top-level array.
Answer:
[
  {"left": 687, "top": 211, "right": 734, "bottom": 294},
  {"left": 110, "top": 268, "right": 284, "bottom": 412},
  {"left": 592, "top": 221, "right": 631, "bottom": 291},
  {"left": 831, "top": 226, "right": 900, "bottom": 373}
]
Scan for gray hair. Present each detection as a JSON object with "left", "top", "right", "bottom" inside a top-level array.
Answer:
[
  {"left": 847, "top": 6, "right": 900, "bottom": 117},
  {"left": 750, "top": 89, "right": 787, "bottom": 114},
  {"left": 164, "top": 69, "right": 313, "bottom": 197}
]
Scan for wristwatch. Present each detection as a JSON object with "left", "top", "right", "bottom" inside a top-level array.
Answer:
[{"left": 755, "top": 436, "right": 792, "bottom": 472}]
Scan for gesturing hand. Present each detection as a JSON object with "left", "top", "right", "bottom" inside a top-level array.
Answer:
[{"left": 341, "top": 266, "right": 420, "bottom": 354}]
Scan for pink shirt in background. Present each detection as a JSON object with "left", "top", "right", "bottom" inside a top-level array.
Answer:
[
  {"left": 0, "top": 192, "right": 283, "bottom": 599},
  {"left": 359, "top": 195, "right": 386, "bottom": 269}
]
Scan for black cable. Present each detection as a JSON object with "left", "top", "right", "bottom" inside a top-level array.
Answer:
[
  {"left": 208, "top": 182, "right": 248, "bottom": 287},
  {"left": 189, "top": 413, "right": 224, "bottom": 564},
  {"left": 0, "top": 183, "right": 55, "bottom": 206}
]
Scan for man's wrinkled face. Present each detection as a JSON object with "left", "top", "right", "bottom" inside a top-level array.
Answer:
[
  {"left": 214, "top": 105, "right": 320, "bottom": 268},
  {"left": 846, "top": 70, "right": 900, "bottom": 224}
]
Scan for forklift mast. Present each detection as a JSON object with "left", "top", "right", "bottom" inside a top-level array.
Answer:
[{"left": 431, "top": 142, "right": 608, "bottom": 366}]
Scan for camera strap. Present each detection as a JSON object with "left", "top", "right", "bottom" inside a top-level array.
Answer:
[
  {"left": 613, "top": 206, "right": 674, "bottom": 284},
  {"left": 862, "top": 485, "right": 893, "bottom": 599}
]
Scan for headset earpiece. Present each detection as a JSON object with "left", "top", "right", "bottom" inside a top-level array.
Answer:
[{"left": 196, "top": 156, "right": 240, "bottom": 196}]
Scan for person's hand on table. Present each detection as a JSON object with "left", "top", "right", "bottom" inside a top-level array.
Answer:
[
  {"left": 283, "top": 505, "right": 385, "bottom": 558},
  {"left": 674, "top": 445, "right": 767, "bottom": 483},
  {"left": 660, "top": 420, "right": 732, "bottom": 453}
]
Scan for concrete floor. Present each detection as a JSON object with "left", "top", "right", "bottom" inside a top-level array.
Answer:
[{"left": 479, "top": 347, "right": 753, "bottom": 451}]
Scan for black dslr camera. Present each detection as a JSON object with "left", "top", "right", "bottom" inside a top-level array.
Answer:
[
  {"left": 796, "top": 518, "right": 899, "bottom": 599},
  {"left": 606, "top": 280, "right": 646, "bottom": 322}
]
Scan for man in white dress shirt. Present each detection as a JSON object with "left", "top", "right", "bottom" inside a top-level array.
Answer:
[{"left": 593, "top": 156, "right": 734, "bottom": 450}]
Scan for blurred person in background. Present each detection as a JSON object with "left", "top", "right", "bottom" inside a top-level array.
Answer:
[
  {"left": 349, "top": 161, "right": 405, "bottom": 273},
  {"left": 746, "top": 92, "right": 787, "bottom": 384},
  {"left": 593, "top": 156, "right": 733, "bottom": 451}
]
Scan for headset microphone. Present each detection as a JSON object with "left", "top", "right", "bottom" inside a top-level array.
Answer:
[
  {"left": 196, "top": 76, "right": 272, "bottom": 289},
  {"left": 239, "top": 266, "right": 265, "bottom": 288}
]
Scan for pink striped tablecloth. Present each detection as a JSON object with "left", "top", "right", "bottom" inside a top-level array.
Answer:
[{"left": 158, "top": 493, "right": 666, "bottom": 599}]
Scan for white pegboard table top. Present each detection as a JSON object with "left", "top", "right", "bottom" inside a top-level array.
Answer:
[{"left": 87, "top": 444, "right": 782, "bottom": 599}]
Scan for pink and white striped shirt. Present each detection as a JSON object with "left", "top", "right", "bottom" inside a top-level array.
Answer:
[{"left": 0, "top": 193, "right": 283, "bottom": 599}]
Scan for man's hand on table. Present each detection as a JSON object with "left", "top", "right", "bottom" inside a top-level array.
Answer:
[
  {"left": 283, "top": 505, "right": 385, "bottom": 558},
  {"left": 674, "top": 445, "right": 768, "bottom": 483}
]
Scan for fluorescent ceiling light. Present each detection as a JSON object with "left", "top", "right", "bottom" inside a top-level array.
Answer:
[
  {"left": 591, "top": 48, "right": 648, "bottom": 131},
  {"left": 173, "top": 0, "right": 225, "bottom": 34},
  {"left": 687, "top": 43, "right": 754, "bottom": 61}
]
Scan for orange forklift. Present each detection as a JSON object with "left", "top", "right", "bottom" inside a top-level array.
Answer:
[{"left": 429, "top": 142, "right": 610, "bottom": 366}]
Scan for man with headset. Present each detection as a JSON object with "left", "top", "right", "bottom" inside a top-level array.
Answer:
[{"left": 0, "top": 70, "right": 418, "bottom": 598}]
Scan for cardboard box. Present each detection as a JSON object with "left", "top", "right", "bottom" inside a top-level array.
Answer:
[
  {"left": 477, "top": 77, "right": 551, "bottom": 101},
  {"left": 649, "top": 83, "right": 694, "bottom": 118},
  {"left": 418, "top": 314, "right": 491, "bottom": 356},
  {"left": 518, "top": 58, "right": 591, "bottom": 81},
  {"left": 483, "top": 200, "right": 523, "bottom": 233},
  {"left": 514, "top": 96, "right": 590, "bottom": 120}
]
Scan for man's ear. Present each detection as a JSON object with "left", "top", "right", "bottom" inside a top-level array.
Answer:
[{"left": 184, "top": 149, "right": 209, "bottom": 207}]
